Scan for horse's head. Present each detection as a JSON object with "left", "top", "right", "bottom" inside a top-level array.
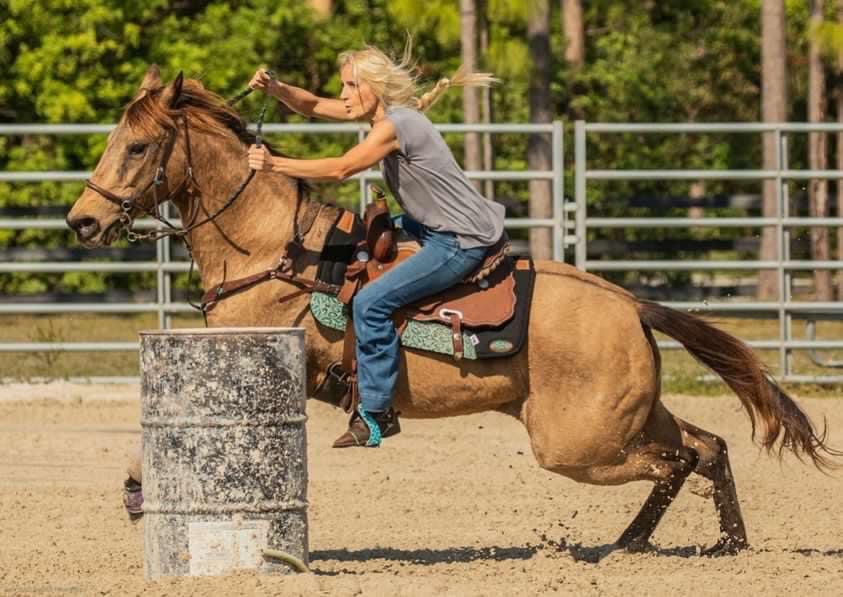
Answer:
[{"left": 67, "top": 65, "right": 190, "bottom": 246}]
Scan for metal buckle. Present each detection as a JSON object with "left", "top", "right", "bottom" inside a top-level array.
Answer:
[
  {"left": 153, "top": 166, "right": 165, "bottom": 186},
  {"left": 439, "top": 308, "right": 464, "bottom": 321},
  {"left": 327, "top": 362, "right": 349, "bottom": 384}
]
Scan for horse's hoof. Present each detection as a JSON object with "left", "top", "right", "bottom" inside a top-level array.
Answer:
[
  {"left": 615, "top": 538, "right": 655, "bottom": 554},
  {"left": 702, "top": 538, "right": 748, "bottom": 557},
  {"left": 123, "top": 478, "right": 144, "bottom": 522}
]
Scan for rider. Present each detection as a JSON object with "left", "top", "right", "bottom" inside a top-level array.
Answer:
[{"left": 246, "top": 40, "right": 505, "bottom": 448}]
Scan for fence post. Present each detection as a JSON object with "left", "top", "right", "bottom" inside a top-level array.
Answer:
[
  {"left": 776, "top": 129, "right": 789, "bottom": 378},
  {"left": 574, "top": 120, "right": 587, "bottom": 270},
  {"left": 552, "top": 120, "right": 565, "bottom": 261}
]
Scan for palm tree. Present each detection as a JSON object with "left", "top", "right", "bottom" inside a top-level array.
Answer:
[
  {"left": 460, "top": 0, "right": 483, "bottom": 191},
  {"left": 563, "top": 0, "right": 584, "bottom": 67},
  {"left": 759, "top": 0, "right": 788, "bottom": 300},
  {"left": 808, "top": 0, "right": 833, "bottom": 301},
  {"left": 308, "top": 0, "right": 332, "bottom": 19},
  {"left": 528, "top": 0, "right": 553, "bottom": 260}
]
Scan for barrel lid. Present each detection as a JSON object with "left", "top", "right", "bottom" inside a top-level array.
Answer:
[{"left": 139, "top": 327, "right": 305, "bottom": 336}]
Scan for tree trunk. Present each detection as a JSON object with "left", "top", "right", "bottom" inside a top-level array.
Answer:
[
  {"left": 689, "top": 181, "right": 705, "bottom": 219},
  {"left": 837, "top": 0, "right": 843, "bottom": 299},
  {"left": 759, "top": 0, "right": 787, "bottom": 300},
  {"left": 460, "top": 0, "right": 483, "bottom": 191},
  {"left": 528, "top": 0, "right": 553, "bottom": 260},
  {"left": 562, "top": 0, "right": 585, "bottom": 119},
  {"left": 308, "top": 0, "right": 332, "bottom": 19},
  {"left": 563, "top": 0, "right": 585, "bottom": 66},
  {"left": 809, "top": 0, "right": 833, "bottom": 300},
  {"left": 480, "top": 9, "right": 495, "bottom": 201}
]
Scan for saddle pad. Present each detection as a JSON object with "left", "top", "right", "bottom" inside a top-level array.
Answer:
[
  {"left": 310, "top": 292, "right": 479, "bottom": 359},
  {"left": 470, "top": 258, "right": 535, "bottom": 358}
]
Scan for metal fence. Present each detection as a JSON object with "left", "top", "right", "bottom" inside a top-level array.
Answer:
[
  {"left": 2, "top": 120, "right": 843, "bottom": 382},
  {"left": 574, "top": 121, "right": 843, "bottom": 383},
  {"left": 0, "top": 120, "right": 566, "bottom": 352}
]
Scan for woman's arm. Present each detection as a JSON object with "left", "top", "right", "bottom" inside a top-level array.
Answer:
[
  {"left": 247, "top": 120, "right": 399, "bottom": 181},
  {"left": 249, "top": 68, "right": 350, "bottom": 121}
]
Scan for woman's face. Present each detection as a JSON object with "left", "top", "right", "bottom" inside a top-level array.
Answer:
[{"left": 340, "top": 63, "right": 379, "bottom": 120}]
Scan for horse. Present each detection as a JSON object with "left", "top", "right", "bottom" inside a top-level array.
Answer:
[{"left": 67, "top": 66, "right": 839, "bottom": 556}]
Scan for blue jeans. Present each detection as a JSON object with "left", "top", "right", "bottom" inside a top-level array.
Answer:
[{"left": 352, "top": 219, "right": 487, "bottom": 412}]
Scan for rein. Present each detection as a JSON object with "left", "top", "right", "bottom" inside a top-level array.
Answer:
[
  {"left": 83, "top": 76, "right": 328, "bottom": 318},
  {"left": 84, "top": 75, "right": 275, "bottom": 244}
]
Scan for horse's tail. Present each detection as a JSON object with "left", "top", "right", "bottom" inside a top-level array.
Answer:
[{"left": 637, "top": 300, "right": 842, "bottom": 471}]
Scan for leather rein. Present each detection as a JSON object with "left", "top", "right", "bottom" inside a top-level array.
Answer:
[
  {"left": 83, "top": 85, "right": 336, "bottom": 317},
  {"left": 84, "top": 110, "right": 263, "bottom": 245}
]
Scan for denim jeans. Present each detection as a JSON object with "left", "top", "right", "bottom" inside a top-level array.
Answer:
[{"left": 352, "top": 219, "right": 488, "bottom": 412}]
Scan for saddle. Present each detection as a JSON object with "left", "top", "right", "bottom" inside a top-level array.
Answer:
[
  {"left": 322, "top": 187, "right": 533, "bottom": 412},
  {"left": 335, "top": 191, "right": 514, "bottom": 342}
]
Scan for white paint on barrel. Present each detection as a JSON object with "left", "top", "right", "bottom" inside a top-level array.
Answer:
[
  {"left": 188, "top": 519, "right": 270, "bottom": 576},
  {"left": 140, "top": 328, "right": 308, "bottom": 580}
]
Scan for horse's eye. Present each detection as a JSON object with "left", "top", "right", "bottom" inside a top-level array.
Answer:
[{"left": 128, "top": 143, "right": 147, "bottom": 156}]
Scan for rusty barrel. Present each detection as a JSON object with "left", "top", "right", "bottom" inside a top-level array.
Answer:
[{"left": 139, "top": 328, "right": 308, "bottom": 579}]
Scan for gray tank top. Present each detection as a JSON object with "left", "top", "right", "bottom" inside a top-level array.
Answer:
[{"left": 381, "top": 106, "right": 505, "bottom": 249}]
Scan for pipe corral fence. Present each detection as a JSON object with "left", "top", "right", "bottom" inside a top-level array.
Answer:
[{"left": 1, "top": 121, "right": 842, "bottom": 383}]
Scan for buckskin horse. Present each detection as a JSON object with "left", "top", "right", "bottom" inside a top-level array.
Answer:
[{"left": 67, "top": 67, "right": 839, "bottom": 555}]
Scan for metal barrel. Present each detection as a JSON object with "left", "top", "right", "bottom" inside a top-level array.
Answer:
[{"left": 140, "top": 327, "right": 308, "bottom": 579}]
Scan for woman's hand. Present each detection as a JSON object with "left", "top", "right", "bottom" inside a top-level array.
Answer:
[
  {"left": 248, "top": 145, "right": 274, "bottom": 172},
  {"left": 248, "top": 68, "right": 279, "bottom": 96}
]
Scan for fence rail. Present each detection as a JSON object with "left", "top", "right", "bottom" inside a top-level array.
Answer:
[
  {"left": 3, "top": 120, "right": 843, "bottom": 383},
  {"left": 0, "top": 121, "right": 567, "bottom": 370},
  {"left": 574, "top": 120, "right": 843, "bottom": 383}
]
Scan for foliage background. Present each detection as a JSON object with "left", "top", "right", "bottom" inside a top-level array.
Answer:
[{"left": 0, "top": 0, "right": 837, "bottom": 298}]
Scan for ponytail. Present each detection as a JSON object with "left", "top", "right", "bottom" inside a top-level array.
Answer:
[{"left": 415, "top": 64, "right": 499, "bottom": 113}]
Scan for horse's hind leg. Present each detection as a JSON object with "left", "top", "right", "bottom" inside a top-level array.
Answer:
[
  {"left": 613, "top": 443, "right": 699, "bottom": 551},
  {"left": 677, "top": 419, "right": 748, "bottom": 555},
  {"left": 529, "top": 398, "right": 699, "bottom": 552}
]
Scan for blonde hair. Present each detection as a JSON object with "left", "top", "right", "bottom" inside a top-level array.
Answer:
[{"left": 337, "top": 37, "right": 498, "bottom": 113}]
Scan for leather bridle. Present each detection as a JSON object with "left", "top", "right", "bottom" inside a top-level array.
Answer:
[
  {"left": 84, "top": 112, "right": 263, "bottom": 245},
  {"left": 81, "top": 80, "right": 322, "bottom": 319}
]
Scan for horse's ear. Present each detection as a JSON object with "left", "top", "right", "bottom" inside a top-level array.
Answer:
[
  {"left": 160, "top": 71, "right": 184, "bottom": 108},
  {"left": 139, "top": 65, "right": 162, "bottom": 92}
]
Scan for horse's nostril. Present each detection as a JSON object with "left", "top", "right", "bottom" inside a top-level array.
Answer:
[{"left": 67, "top": 216, "right": 100, "bottom": 239}]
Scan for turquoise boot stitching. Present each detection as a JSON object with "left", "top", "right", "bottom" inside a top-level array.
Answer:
[{"left": 357, "top": 406, "right": 382, "bottom": 447}]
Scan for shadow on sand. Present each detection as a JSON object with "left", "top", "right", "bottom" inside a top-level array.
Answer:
[
  {"left": 310, "top": 544, "right": 539, "bottom": 573},
  {"left": 310, "top": 540, "right": 843, "bottom": 573}
]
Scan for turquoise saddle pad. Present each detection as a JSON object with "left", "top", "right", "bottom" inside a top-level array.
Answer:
[{"left": 310, "top": 292, "right": 478, "bottom": 360}]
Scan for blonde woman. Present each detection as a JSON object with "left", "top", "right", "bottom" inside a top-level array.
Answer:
[{"left": 246, "top": 42, "right": 504, "bottom": 448}]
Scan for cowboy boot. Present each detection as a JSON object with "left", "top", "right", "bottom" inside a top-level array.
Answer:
[{"left": 332, "top": 407, "right": 401, "bottom": 448}]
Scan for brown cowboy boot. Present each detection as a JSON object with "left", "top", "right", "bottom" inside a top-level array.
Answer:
[{"left": 332, "top": 407, "right": 401, "bottom": 448}]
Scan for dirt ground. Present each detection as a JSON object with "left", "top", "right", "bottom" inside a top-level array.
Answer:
[{"left": 1, "top": 383, "right": 842, "bottom": 597}]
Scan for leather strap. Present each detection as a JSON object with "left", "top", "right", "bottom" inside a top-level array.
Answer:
[
  {"left": 337, "top": 256, "right": 368, "bottom": 305},
  {"left": 200, "top": 206, "right": 350, "bottom": 312},
  {"left": 201, "top": 270, "right": 272, "bottom": 308},
  {"left": 201, "top": 265, "right": 340, "bottom": 312},
  {"left": 450, "top": 314, "right": 464, "bottom": 360},
  {"left": 339, "top": 319, "right": 359, "bottom": 413}
]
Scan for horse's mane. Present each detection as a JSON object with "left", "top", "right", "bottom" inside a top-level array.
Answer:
[
  {"left": 122, "top": 77, "right": 307, "bottom": 191},
  {"left": 123, "top": 79, "right": 257, "bottom": 143}
]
